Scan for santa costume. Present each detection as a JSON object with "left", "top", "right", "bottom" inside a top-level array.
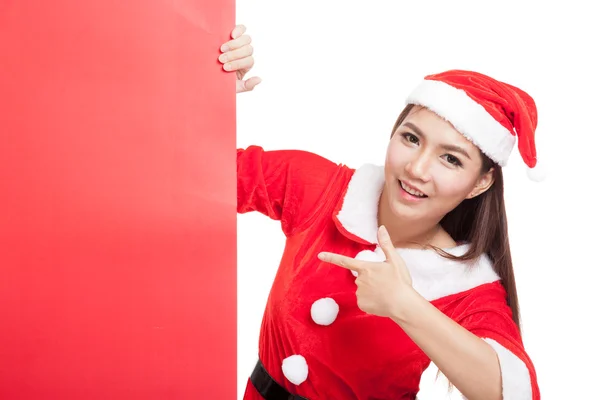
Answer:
[{"left": 237, "top": 70, "right": 542, "bottom": 399}]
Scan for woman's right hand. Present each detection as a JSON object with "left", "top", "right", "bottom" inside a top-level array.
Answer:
[{"left": 219, "top": 25, "right": 261, "bottom": 93}]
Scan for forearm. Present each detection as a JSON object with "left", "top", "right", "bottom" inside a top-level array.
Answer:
[{"left": 391, "top": 289, "right": 502, "bottom": 400}]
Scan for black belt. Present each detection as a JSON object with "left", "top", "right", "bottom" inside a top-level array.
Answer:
[{"left": 250, "top": 359, "right": 309, "bottom": 400}]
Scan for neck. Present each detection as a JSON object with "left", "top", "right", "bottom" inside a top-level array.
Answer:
[{"left": 377, "top": 185, "right": 455, "bottom": 249}]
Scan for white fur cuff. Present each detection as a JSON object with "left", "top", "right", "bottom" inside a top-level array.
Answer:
[{"left": 483, "top": 338, "right": 533, "bottom": 400}]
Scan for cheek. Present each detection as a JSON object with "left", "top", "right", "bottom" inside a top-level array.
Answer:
[
  {"left": 385, "top": 141, "right": 408, "bottom": 171},
  {"left": 432, "top": 171, "right": 475, "bottom": 200}
]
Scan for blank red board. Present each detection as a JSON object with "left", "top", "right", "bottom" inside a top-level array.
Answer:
[{"left": 0, "top": 1, "right": 236, "bottom": 399}]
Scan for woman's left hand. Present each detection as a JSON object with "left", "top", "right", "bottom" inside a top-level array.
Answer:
[
  {"left": 318, "top": 225, "right": 414, "bottom": 318},
  {"left": 219, "top": 25, "right": 261, "bottom": 93}
]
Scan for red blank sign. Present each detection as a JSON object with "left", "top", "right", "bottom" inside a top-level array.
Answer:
[{"left": 0, "top": 1, "right": 236, "bottom": 398}]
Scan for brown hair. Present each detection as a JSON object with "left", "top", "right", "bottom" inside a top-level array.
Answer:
[{"left": 391, "top": 104, "right": 521, "bottom": 331}]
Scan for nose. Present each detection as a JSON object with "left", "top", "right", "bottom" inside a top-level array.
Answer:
[{"left": 405, "top": 151, "right": 433, "bottom": 182}]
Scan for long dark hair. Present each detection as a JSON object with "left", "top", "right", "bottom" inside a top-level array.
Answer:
[{"left": 391, "top": 104, "right": 521, "bottom": 331}]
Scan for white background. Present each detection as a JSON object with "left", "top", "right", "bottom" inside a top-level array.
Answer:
[{"left": 235, "top": 1, "right": 600, "bottom": 398}]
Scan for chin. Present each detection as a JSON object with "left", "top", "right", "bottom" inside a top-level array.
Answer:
[{"left": 387, "top": 192, "right": 424, "bottom": 221}]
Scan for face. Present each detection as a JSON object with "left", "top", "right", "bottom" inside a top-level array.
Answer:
[{"left": 383, "top": 106, "right": 494, "bottom": 223}]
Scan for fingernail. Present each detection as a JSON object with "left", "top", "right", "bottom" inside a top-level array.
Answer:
[
  {"left": 218, "top": 54, "right": 227, "bottom": 63},
  {"left": 223, "top": 63, "right": 231, "bottom": 71},
  {"left": 221, "top": 45, "right": 229, "bottom": 52}
]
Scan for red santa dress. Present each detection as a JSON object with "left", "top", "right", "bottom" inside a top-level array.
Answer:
[{"left": 237, "top": 145, "right": 540, "bottom": 400}]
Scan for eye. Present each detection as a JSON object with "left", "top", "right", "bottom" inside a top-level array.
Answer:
[
  {"left": 401, "top": 132, "right": 419, "bottom": 145},
  {"left": 443, "top": 154, "right": 463, "bottom": 167}
]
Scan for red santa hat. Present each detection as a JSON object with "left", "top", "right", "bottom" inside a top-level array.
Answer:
[{"left": 406, "top": 70, "right": 545, "bottom": 181}]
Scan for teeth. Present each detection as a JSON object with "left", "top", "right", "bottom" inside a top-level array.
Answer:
[{"left": 400, "top": 181, "right": 425, "bottom": 197}]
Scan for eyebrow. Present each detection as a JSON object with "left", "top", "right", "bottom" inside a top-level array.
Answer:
[{"left": 402, "top": 122, "right": 472, "bottom": 160}]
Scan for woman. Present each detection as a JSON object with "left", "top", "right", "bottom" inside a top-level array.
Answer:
[{"left": 220, "top": 25, "right": 542, "bottom": 400}]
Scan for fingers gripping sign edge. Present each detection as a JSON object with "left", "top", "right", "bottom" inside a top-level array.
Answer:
[
  {"left": 221, "top": 26, "right": 251, "bottom": 53},
  {"left": 231, "top": 24, "right": 246, "bottom": 39}
]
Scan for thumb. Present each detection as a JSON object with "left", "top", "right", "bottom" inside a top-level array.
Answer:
[{"left": 238, "top": 76, "right": 262, "bottom": 93}]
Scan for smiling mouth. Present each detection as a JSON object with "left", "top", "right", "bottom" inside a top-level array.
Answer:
[{"left": 399, "top": 180, "right": 428, "bottom": 198}]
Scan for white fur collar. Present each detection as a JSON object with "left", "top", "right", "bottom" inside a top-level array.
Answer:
[
  {"left": 355, "top": 246, "right": 500, "bottom": 301},
  {"left": 335, "top": 164, "right": 500, "bottom": 301},
  {"left": 335, "top": 164, "right": 386, "bottom": 245}
]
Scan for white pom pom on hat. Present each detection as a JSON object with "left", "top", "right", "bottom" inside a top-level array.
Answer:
[
  {"left": 406, "top": 70, "right": 546, "bottom": 182},
  {"left": 526, "top": 157, "right": 547, "bottom": 182}
]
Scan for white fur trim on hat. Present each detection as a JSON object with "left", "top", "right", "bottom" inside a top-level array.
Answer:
[{"left": 406, "top": 79, "right": 516, "bottom": 166}]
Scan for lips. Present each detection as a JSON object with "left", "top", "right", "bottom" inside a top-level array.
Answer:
[{"left": 399, "top": 180, "right": 428, "bottom": 198}]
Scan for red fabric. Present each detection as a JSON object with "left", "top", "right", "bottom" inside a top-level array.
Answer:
[
  {"left": 0, "top": 1, "right": 235, "bottom": 398},
  {"left": 237, "top": 146, "right": 539, "bottom": 399},
  {"left": 452, "top": 283, "right": 541, "bottom": 400},
  {"left": 424, "top": 70, "right": 538, "bottom": 168},
  {"left": 237, "top": 145, "right": 345, "bottom": 236}
]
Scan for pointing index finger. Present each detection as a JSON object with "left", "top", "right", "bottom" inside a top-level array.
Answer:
[{"left": 318, "top": 252, "right": 363, "bottom": 272}]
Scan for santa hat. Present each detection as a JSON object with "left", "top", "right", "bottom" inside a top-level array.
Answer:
[{"left": 405, "top": 70, "right": 545, "bottom": 181}]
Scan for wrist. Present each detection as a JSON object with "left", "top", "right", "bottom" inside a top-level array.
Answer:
[{"left": 390, "top": 285, "right": 424, "bottom": 324}]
